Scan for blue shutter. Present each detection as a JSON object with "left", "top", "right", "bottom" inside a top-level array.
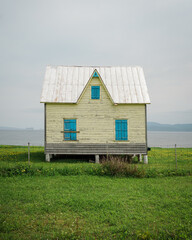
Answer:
[
  {"left": 64, "top": 120, "right": 70, "bottom": 140},
  {"left": 91, "top": 86, "right": 96, "bottom": 99},
  {"left": 122, "top": 120, "right": 128, "bottom": 140},
  {"left": 64, "top": 119, "right": 76, "bottom": 140},
  {"left": 115, "top": 120, "right": 121, "bottom": 140},
  {"left": 91, "top": 86, "right": 100, "bottom": 99},
  {"left": 70, "top": 119, "right": 76, "bottom": 140},
  {"left": 95, "top": 86, "right": 100, "bottom": 99},
  {"left": 115, "top": 120, "right": 128, "bottom": 140}
]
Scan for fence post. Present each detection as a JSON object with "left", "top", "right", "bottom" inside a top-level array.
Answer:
[
  {"left": 175, "top": 144, "right": 177, "bottom": 170},
  {"left": 106, "top": 141, "right": 109, "bottom": 161},
  {"left": 28, "top": 142, "right": 30, "bottom": 165}
]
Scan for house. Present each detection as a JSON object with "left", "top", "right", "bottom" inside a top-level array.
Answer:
[{"left": 40, "top": 66, "right": 151, "bottom": 163}]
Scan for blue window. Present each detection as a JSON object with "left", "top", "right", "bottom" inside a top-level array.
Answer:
[
  {"left": 115, "top": 120, "right": 128, "bottom": 140},
  {"left": 64, "top": 119, "right": 76, "bottom": 141},
  {"left": 91, "top": 86, "right": 100, "bottom": 99}
]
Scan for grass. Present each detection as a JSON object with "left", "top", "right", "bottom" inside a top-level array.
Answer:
[
  {"left": 1, "top": 175, "right": 192, "bottom": 239},
  {"left": 148, "top": 147, "right": 192, "bottom": 170},
  {"left": 0, "top": 145, "right": 192, "bottom": 239},
  {"left": 0, "top": 145, "right": 191, "bottom": 177}
]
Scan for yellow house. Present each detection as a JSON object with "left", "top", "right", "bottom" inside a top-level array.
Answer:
[{"left": 40, "top": 66, "right": 150, "bottom": 162}]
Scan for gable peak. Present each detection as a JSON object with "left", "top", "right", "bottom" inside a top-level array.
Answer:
[{"left": 92, "top": 69, "right": 99, "bottom": 78}]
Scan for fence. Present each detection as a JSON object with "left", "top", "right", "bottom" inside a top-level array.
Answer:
[
  {"left": 0, "top": 144, "right": 191, "bottom": 170},
  {"left": 147, "top": 145, "right": 192, "bottom": 170}
]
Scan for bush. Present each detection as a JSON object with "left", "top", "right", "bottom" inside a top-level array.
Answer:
[{"left": 101, "top": 156, "right": 145, "bottom": 177}]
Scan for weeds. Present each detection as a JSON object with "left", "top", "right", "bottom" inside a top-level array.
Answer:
[{"left": 101, "top": 156, "right": 145, "bottom": 177}]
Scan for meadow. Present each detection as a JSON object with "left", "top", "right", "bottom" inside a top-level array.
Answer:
[{"left": 0, "top": 145, "right": 192, "bottom": 239}]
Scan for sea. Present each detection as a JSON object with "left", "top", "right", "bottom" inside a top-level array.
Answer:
[{"left": 0, "top": 130, "right": 192, "bottom": 148}]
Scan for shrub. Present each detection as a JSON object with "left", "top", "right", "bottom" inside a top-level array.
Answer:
[{"left": 101, "top": 156, "right": 145, "bottom": 178}]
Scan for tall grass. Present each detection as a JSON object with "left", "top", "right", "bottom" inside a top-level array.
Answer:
[{"left": 101, "top": 156, "right": 145, "bottom": 177}]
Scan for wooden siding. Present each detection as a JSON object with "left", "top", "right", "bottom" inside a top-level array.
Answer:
[
  {"left": 45, "top": 143, "right": 147, "bottom": 155},
  {"left": 46, "top": 77, "right": 146, "bottom": 144}
]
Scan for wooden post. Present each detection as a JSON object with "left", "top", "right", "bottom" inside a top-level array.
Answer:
[
  {"left": 28, "top": 142, "right": 30, "bottom": 165},
  {"left": 95, "top": 155, "right": 99, "bottom": 164},
  {"left": 144, "top": 155, "right": 148, "bottom": 164},
  {"left": 138, "top": 154, "right": 142, "bottom": 162},
  {"left": 106, "top": 141, "right": 109, "bottom": 161},
  {"left": 46, "top": 154, "right": 50, "bottom": 162},
  {"left": 175, "top": 144, "right": 177, "bottom": 170}
]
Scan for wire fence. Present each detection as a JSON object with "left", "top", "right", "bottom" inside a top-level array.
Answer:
[
  {"left": 147, "top": 145, "right": 192, "bottom": 170},
  {"left": 0, "top": 143, "right": 191, "bottom": 171}
]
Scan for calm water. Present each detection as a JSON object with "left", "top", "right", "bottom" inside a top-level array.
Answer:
[
  {"left": 0, "top": 130, "right": 192, "bottom": 147},
  {"left": 0, "top": 130, "right": 44, "bottom": 146},
  {"left": 148, "top": 131, "right": 192, "bottom": 147}
]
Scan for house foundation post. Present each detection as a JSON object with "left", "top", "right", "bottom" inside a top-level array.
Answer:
[
  {"left": 138, "top": 154, "right": 142, "bottom": 162},
  {"left": 144, "top": 155, "right": 148, "bottom": 164},
  {"left": 95, "top": 155, "right": 100, "bottom": 164},
  {"left": 46, "top": 154, "right": 51, "bottom": 162}
]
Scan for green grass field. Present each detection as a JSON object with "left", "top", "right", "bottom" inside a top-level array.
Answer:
[
  {"left": 0, "top": 145, "right": 191, "bottom": 177},
  {"left": 0, "top": 146, "right": 192, "bottom": 239}
]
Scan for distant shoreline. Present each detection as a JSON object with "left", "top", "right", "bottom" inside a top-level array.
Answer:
[{"left": 147, "top": 122, "right": 192, "bottom": 132}]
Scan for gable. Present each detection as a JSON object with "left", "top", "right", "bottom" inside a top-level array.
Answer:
[
  {"left": 40, "top": 66, "right": 151, "bottom": 104},
  {"left": 77, "top": 69, "right": 114, "bottom": 104}
]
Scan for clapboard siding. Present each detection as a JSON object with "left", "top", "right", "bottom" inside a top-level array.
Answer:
[
  {"left": 46, "top": 78, "right": 146, "bottom": 145},
  {"left": 45, "top": 143, "right": 147, "bottom": 154}
]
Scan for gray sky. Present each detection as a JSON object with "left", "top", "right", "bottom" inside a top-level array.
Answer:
[{"left": 0, "top": 0, "right": 192, "bottom": 129}]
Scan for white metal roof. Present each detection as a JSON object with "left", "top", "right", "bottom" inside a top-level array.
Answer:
[{"left": 40, "top": 66, "right": 150, "bottom": 104}]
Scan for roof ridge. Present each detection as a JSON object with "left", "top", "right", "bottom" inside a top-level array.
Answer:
[{"left": 46, "top": 65, "right": 143, "bottom": 68}]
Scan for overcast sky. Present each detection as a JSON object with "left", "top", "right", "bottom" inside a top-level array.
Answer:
[{"left": 0, "top": 0, "right": 192, "bottom": 129}]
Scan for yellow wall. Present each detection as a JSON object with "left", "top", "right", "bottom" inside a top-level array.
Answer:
[{"left": 46, "top": 77, "right": 146, "bottom": 144}]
